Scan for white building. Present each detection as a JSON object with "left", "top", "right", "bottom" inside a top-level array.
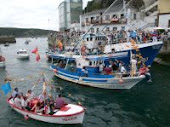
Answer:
[{"left": 79, "top": 0, "right": 161, "bottom": 33}]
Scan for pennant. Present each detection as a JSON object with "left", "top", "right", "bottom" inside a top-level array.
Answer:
[
  {"left": 58, "top": 40, "right": 63, "bottom": 50},
  {"left": 1, "top": 82, "right": 11, "bottom": 95},
  {"left": 32, "top": 47, "right": 40, "bottom": 61},
  {"left": 32, "top": 47, "right": 38, "bottom": 54}
]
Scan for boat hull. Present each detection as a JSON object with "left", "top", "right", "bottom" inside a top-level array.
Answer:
[
  {"left": 0, "top": 61, "right": 5, "bottom": 67},
  {"left": 17, "top": 55, "right": 29, "bottom": 59},
  {"left": 53, "top": 68, "right": 145, "bottom": 89},
  {"left": 7, "top": 99, "right": 85, "bottom": 124}
]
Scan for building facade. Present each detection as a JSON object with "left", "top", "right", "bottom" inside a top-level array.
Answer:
[
  {"left": 58, "top": 0, "right": 83, "bottom": 31},
  {"left": 158, "top": 0, "right": 170, "bottom": 28},
  {"left": 80, "top": 1, "right": 141, "bottom": 33}
]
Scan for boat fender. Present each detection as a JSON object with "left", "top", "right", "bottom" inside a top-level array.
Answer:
[
  {"left": 24, "top": 115, "right": 29, "bottom": 120},
  {"left": 53, "top": 69, "right": 57, "bottom": 73},
  {"left": 119, "top": 78, "right": 124, "bottom": 84}
]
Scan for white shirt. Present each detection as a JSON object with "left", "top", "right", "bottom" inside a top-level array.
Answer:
[
  {"left": 21, "top": 98, "right": 28, "bottom": 107},
  {"left": 120, "top": 66, "right": 126, "bottom": 73},
  {"left": 131, "top": 59, "right": 137, "bottom": 65},
  {"left": 26, "top": 92, "right": 35, "bottom": 101},
  {"left": 14, "top": 97, "right": 22, "bottom": 108}
]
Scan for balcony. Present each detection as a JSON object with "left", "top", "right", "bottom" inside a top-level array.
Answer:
[{"left": 82, "top": 18, "right": 127, "bottom": 27}]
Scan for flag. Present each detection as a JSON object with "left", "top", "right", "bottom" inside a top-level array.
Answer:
[
  {"left": 32, "top": 47, "right": 40, "bottom": 61},
  {"left": 1, "top": 82, "right": 11, "bottom": 95},
  {"left": 57, "top": 40, "right": 63, "bottom": 51},
  {"left": 32, "top": 47, "right": 38, "bottom": 54}
]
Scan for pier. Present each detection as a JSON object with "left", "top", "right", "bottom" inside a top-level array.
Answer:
[{"left": 0, "top": 36, "right": 16, "bottom": 44}]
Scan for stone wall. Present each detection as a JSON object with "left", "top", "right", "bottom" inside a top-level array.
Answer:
[{"left": 0, "top": 36, "right": 16, "bottom": 44}]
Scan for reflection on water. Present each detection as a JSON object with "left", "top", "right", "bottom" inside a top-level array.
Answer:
[{"left": 0, "top": 38, "right": 170, "bottom": 127}]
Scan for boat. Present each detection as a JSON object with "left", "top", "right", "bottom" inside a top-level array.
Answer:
[
  {"left": 0, "top": 48, "right": 5, "bottom": 67},
  {"left": 17, "top": 49, "right": 29, "bottom": 59},
  {"left": 50, "top": 52, "right": 146, "bottom": 89},
  {"left": 4, "top": 42, "right": 9, "bottom": 47},
  {"left": 25, "top": 39, "right": 31, "bottom": 44},
  {"left": 7, "top": 98, "right": 85, "bottom": 124}
]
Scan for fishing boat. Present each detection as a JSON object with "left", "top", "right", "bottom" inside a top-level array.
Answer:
[
  {"left": 50, "top": 52, "right": 146, "bottom": 89},
  {"left": 17, "top": 49, "right": 29, "bottom": 59},
  {"left": 0, "top": 48, "right": 5, "bottom": 67},
  {"left": 7, "top": 97, "right": 85, "bottom": 124}
]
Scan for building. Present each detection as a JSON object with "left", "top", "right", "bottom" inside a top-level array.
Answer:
[
  {"left": 80, "top": 0, "right": 141, "bottom": 33},
  {"left": 158, "top": 0, "right": 170, "bottom": 28},
  {"left": 58, "top": 0, "right": 83, "bottom": 31}
]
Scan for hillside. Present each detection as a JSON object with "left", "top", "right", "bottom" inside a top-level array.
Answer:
[
  {"left": 84, "top": 0, "right": 144, "bottom": 12},
  {"left": 0, "top": 27, "right": 56, "bottom": 37}
]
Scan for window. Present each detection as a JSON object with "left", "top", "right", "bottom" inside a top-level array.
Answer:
[
  {"left": 113, "top": 27, "right": 117, "bottom": 31},
  {"left": 96, "top": 28, "right": 99, "bottom": 33},
  {"left": 86, "top": 18, "right": 88, "bottom": 23},
  {"left": 134, "top": 13, "right": 136, "bottom": 20},
  {"left": 87, "top": 38, "right": 89, "bottom": 41},
  {"left": 90, "top": 37, "right": 93, "bottom": 41},
  {"left": 105, "top": 15, "right": 110, "bottom": 20},
  {"left": 106, "top": 27, "right": 110, "bottom": 31},
  {"left": 112, "top": 14, "right": 117, "bottom": 18},
  {"left": 91, "top": 28, "right": 94, "bottom": 33},
  {"left": 121, "top": 14, "right": 124, "bottom": 18}
]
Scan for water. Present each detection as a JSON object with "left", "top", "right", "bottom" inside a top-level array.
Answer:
[{"left": 0, "top": 38, "right": 170, "bottom": 127}]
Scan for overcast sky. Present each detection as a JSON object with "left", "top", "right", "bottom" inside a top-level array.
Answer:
[{"left": 0, "top": 0, "right": 91, "bottom": 31}]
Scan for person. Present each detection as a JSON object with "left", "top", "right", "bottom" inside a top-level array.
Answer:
[
  {"left": 38, "top": 91, "right": 47, "bottom": 103},
  {"left": 55, "top": 94, "right": 67, "bottom": 109},
  {"left": 26, "top": 90, "right": 35, "bottom": 102},
  {"left": 21, "top": 93, "right": 29, "bottom": 110},
  {"left": 14, "top": 94, "right": 22, "bottom": 108},
  {"left": 12, "top": 87, "right": 19, "bottom": 99},
  {"left": 81, "top": 67, "right": 88, "bottom": 77},
  {"left": 99, "top": 62, "right": 104, "bottom": 74},
  {"left": 31, "top": 102, "right": 43, "bottom": 113},
  {"left": 120, "top": 63, "right": 126, "bottom": 74},
  {"left": 130, "top": 57, "right": 137, "bottom": 77},
  {"left": 44, "top": 101, "right": 51, "bottom": 114},
  {"left": 112, "top": 61, "right": 119, "bottom": 71}
]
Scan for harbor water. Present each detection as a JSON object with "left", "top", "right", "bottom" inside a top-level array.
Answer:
[{"left": 0, "top": 38, "right": 170, "bottom": 127}]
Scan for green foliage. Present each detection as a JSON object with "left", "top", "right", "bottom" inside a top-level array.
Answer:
[
  {"left": 84, "top": 0, "right": 144, "bottom": 12},
  {"left": 0, "top": 27, "right": 56, "bottom": 37}
]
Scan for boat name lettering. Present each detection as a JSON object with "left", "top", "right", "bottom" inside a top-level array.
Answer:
[{"left": 62, "top": 116, "right": 77, "bottom": 121}]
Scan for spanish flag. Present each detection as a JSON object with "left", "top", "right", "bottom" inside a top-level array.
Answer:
[{"left": 32, "top": 47, "right": 40, "bottom": 61}]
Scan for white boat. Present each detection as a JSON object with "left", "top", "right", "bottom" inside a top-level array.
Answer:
[
  {"left": 7, "top": 98, "right": 85, "bottom": 124},
  {"left": 17, "top": 49, "right": 29, "bottom": 59}
]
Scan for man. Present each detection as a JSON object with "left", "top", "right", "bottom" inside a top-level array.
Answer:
[
  {"left": 14, "top": 94, "right": 22, "bottom": 108},
  {"left": 55, "top": 94, "right": 67, "bottom": 109},
  {"left": 131, "top": 57, "right": 137, "bottom": 77},
  {"left": 38, "top": 91, "right": 47, "bottom": 103},
  {"left": 12, "top": 87, "right": 19, "bottom": 98},
  {"left": 26, "top": 90, "right": 35, "bottom": 102}
]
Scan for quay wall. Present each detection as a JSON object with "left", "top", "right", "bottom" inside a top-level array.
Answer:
[{"left": 0, "top": 36, "right": 16, "bottom": 44}]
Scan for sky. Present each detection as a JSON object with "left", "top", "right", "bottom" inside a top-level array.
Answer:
[{"left": 0, "top": 0, "right": 92, "bottom": 31}]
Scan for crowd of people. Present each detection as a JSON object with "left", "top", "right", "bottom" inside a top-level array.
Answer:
[{"left": 11, "top": 88, "right": 67, "bottom": 115}]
